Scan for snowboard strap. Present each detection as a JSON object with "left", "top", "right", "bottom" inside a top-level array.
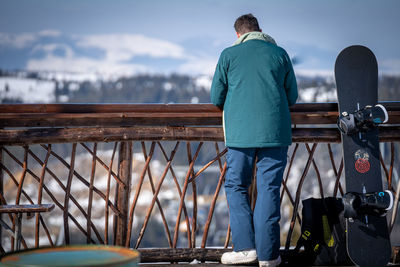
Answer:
[
  {"left": 337, "top": 104, "right": 388, "bottom": 135},
  {"left": 343, "top": 190, "right": 394, "bottom": 218}
]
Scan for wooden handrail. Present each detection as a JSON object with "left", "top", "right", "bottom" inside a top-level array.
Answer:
[
  {"left": 0, "top": 102, "right": 399, "bottom": 145},
  {"left": 2, "top": 102, "right": 400, "bottom": 114},
  {"left": 1, "top": 102, "right": 400, "bottom": 128},
  {"left": 0, "top": 103, "right": 222, "bottom": 114}
]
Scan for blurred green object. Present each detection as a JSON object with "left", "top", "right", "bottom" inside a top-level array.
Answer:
[{"left": 0, "top": 245, "right": 140, "bottom": 267}]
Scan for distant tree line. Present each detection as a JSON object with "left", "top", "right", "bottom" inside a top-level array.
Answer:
[
  {"left": 1, "top": 69, "right": 400, "bottom": 104},
  {"left": 56, "top": 74, "right": 211, "bottom": 104}
]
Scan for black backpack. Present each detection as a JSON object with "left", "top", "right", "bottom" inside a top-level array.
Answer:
[{"left": 291, "top": 197, "right": 353, "bottom": 266}]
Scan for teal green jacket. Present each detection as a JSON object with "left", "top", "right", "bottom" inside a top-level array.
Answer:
[{"left": 210, "top": 39, "right": 298, "bottom": 148}]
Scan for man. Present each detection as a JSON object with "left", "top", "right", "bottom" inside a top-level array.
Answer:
[{"left": 210, "top": 14, "right": 298, "bottom": 267}]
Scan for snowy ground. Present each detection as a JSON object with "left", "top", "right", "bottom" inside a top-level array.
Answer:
[{"left": 0, "top": 77, "right": 56, "bottom": 103}]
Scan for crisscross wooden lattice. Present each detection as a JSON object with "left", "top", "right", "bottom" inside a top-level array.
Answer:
[{"left": 0, "top": 103, "right": 399, "bottom": 263}]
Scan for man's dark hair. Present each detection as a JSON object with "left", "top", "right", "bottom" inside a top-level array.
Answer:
[{"left": 234, "top": 14, "right": 260, "bottom": 34}]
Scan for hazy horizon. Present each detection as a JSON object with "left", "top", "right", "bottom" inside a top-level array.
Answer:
[{"left": 1, "top": 0, "right": 400, "bottom": 77}]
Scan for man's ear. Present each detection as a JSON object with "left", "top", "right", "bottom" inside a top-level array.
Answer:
[
  {"left": 260, "top": 28, "right": 262, "bottom": 32},
  {"left": 236, "top": 32, "right": 241, "bottom": 38}
]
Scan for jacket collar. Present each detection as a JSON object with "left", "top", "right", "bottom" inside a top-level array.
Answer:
[{"left": 233, "top": 31, "right": 276, "bottom": 46}]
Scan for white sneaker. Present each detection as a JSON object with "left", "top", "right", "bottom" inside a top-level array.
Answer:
[
  {"left": 258, "top": 255, "right": 281, "bottom": 267},
  {"left": 221, "top": 249, "right": 258, "bottom": 265}
]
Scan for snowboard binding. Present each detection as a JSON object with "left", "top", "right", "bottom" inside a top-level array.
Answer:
[
  {"left": 337, "top": 104, "right": 388, "bottom": 135},
  {"left": 343, "top": 190, "right": 394, "bottom": 219}
]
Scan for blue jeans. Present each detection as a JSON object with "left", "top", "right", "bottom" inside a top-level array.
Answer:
[{"left": 225, "top": 146, "right": 288, "bottom": 261}]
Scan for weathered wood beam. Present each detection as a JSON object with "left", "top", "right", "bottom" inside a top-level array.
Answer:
[
  {"left": 138, "top": 248, "right": 231, "bottom": 263},
  {"left": 0, "top": 126, "right": 224, "bottom": 145},
  {"left": 138, "top": 247, "right": 295, "bottom": 263},
  {"left": 0, "top": 104, "right": 222, "bottom": 114},
  {"left": 0, "top": 126, "right": 399, "bottom": 146},
  {"left": 0, "top": 113, "right": 222, "bottom": 128},
  {"left": 1, "top": 102, "right": 399, "bottom": 128},
  {"left": 0, "top": 102, "right": 338, "bottom": 114},
  {"left": 2, "top": 110, "right": 400, "bottom": 127},
  {"left": 0, "top": 204, "right": 55, "bottom": 214},
  {"left": 114, "top": 142, "right": 132, "bottom": 246},
  {"left": 1, "top": 102, "right": 399, "bottom": 114}
]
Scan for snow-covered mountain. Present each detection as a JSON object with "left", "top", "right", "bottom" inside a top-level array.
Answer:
[
  {"left": 1, "top": 66, "right": 399, "bottom": 105},
  {"left": 0, "top": 31, "right": 223, "bottom": 78},
  {"left": 0, "top": 31, "right": 349, "bottom": 80},
  {"left": 0, "top": 69, "right": 340, "bottom": 104}
]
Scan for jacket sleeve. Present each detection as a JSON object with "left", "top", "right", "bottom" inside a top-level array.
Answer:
[
  {"left": 283, "top": 53, "right": 298, "bottom": 106},
  {"left": 210, "top": 53, "right": 228, "bottom": 108}
]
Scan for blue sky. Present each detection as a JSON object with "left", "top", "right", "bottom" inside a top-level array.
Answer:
[{"left": 1, "top": 0, "right": 400, "bottom": 76}]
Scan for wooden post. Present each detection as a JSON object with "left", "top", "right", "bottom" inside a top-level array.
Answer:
[
  {"left": 0, "top": 145, "right": 3, "bottom": 243},
  {"left": 114, "top": 141, "right": 132, "bottom": 246},
  {"left": 14, "top": 213, "right": 22, "bottom": 251}
]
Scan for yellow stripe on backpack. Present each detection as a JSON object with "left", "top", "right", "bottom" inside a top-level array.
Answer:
[{"left": 322, "top": 215, "right": 335, "bottom": 247}]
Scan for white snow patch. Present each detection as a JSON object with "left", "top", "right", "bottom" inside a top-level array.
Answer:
[
  {"left": 58, "top": 95, "right": 69, "bottom": 102},
  {"left": 159, "top": 189, "right": 176, "bottom": 200},
  {"left": 133, "top": 152, "right": 145, "bottom": 162},
  {"left": 315, "top": 89, "right": 337, "bottom": 102},
  {"left": 194, "top": 75, "right": 212, "bottom": 91},
  {"left": 115, "top": 82, "right": 123, "bottom": 90},
  {"left": 68, "top": 82, "right": 80, "bottom": 91},
  {"left": 136, "top": 190, "right": 153, "bottom": 206},
  {"left": 191, "top": 96, "right": 199, "bottom": 104},
  {"left": 295, "top": 69, "right": 334, "bottom": 79},
  {"left": 38, "top": 71, "right": 105, "bottom": 83},
  {"left": 299, "top": 87, "right": 337, "bottom": 102},
  {"left": 0, "top": 77, "right": 55, "bottom": 103},
  {"left": 27, "top": 55, "right": 148, "bottom": 79},
  {"left": 163, "top": 82, "right": 173, "bottom": 91},
  {"left": 300, "top": 87, "right": 317, "bottom": 102}
]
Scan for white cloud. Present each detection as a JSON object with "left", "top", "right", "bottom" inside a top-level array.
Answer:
[
  {"left": 38, "top": 30, "right": 62, "bottom": 37},
  {"left": 0, "top": 30, "right": 61, "bottom": 49},
  {"left": 0, "top": 32, "right": 37, "bottom": 48},
  {"left": 32, "top": 43, "right": 75, "bottom": 57},
  {"left": 178, "top": 57, "right": 218, "bottom": 76},
  {"left": 3, "top": 31, "right": 220, "bottom": 76},
  {"left": 77, "top": 34, "right": 186, "bottom": 61},
  {"left": 25, "top": 33, "right": 188, "bottom": 77}
]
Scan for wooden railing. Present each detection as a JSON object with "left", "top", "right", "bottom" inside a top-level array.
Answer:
[{"left": 0, "top": 102, "right": 399, "bottom": 262}]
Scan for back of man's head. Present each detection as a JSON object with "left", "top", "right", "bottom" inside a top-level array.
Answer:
[{"left": 234, "top": 14, "right": 260, "bottom": 35}]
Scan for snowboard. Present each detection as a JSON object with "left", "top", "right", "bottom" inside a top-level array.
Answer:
[{"left": 335, "top": 45, "right": 392, "bottom": 267}]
